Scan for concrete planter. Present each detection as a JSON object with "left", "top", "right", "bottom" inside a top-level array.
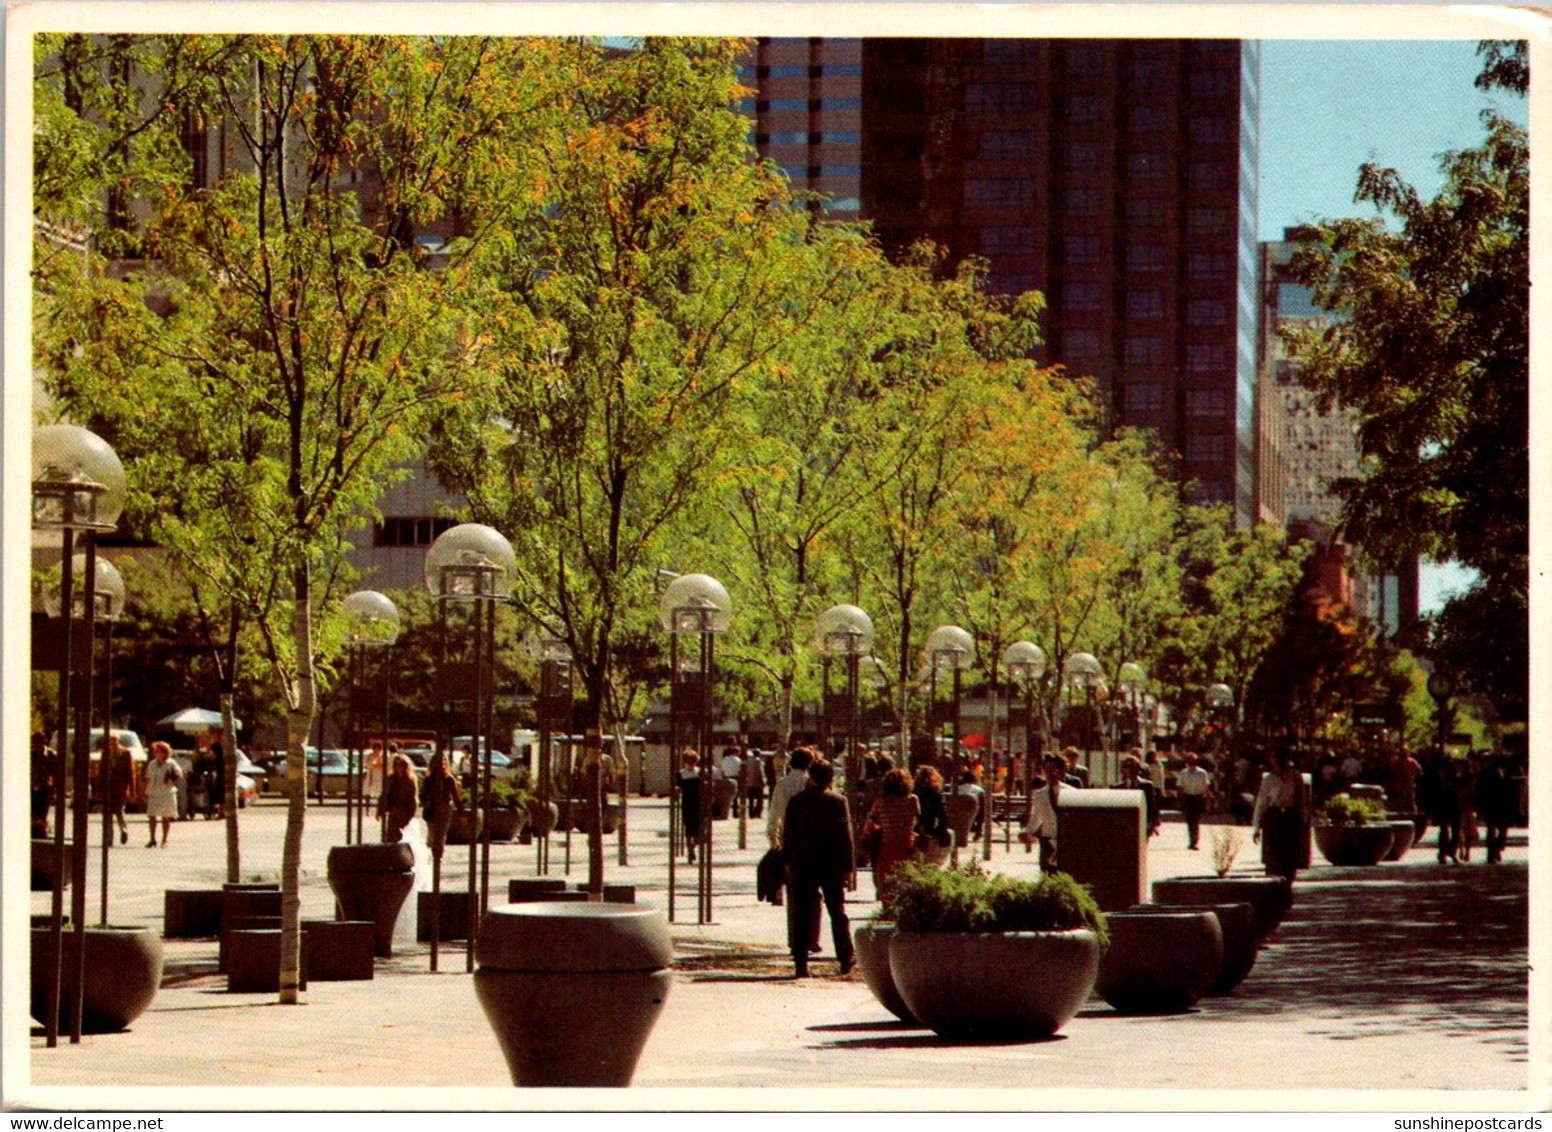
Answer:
[
  {"left": 488, "top": 808, "right": 526, "bottom": 843},
  {"left": 417, "top": 890, "right": 474, "bottom": 942},
  {"left": 1314, "top": 823, "right": 1395, "bottom": 867},
  {"left": 302, "top": 919, "right": 374, "bottom": 981},
  {"left": 889, "top": 930, "right": 1101, "bottom": 1040},
  {"left": 508, "top": 878, "right": 568, "bottom": 903},
  {"left": 1096, "top": 910, "right": 1223, "bottom": 1013},
  {"left": 164, "top": 888, "right": 225, "bottom": 938},
  {"left": 711, "top": 780, "right": 736, "bottom": 820},
  {"left": 1381, "top": 820, "right": 1417, "bottom": 861},
  {"left": 852, "top": 921, "right": 916, "bottom": 1024},
  {"left": 1140, "top": 901, "right": 1259, "bottom": 995},
  {"left": 326, "top": 843, "right": 415, "bottom": 957},
  {"left": 446, "top": 808, "right": 483, "bottom": 845},
  {"left": 31, "top": 923, "right": 163, "bottom": 1033},
  {"left": 474, "top": 902, "right": 673, "bottom": 1087},
  {"left": 1151, "top": 875, "right": 1293, "bottom": 943},
  {"left": 526, "top": 800, "right": 560, "bottom": 839}
]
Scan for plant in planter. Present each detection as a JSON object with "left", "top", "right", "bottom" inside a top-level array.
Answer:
[
  {"left": 1210, "top": 827, "right": 1242, "bottom": 878},
  {"left": 1313, "top": 795, "right": 1395, "bottom": 867},
  {"left": 487, "top": 779, "right": 533, "bottom": 843},
  {"left": 886, "top": 860, "right": 1106, "bottom": 1039}
]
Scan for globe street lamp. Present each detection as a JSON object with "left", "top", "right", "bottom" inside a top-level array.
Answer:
[
  {"left": 522, "top": 620, "right": 571, "bottom": 876},
  {"left": 1117, "top": 662, "right": 1146, "bottom": 756},
  {"left": 924, "top": 625, "right": 975, "bottom": 777},
  {"left": 1002, "top": 640, "right": 1047, "bottom": 821},
  {"left": 32, "top": 424, "right": 126, "bottom": 1047},
  {"left": 341, "top": 591, "right": 400, "bottom": 846},
  {"left": 425, "top": 523, "right": 515, "bottom": 971},
  {"left": 660, "top": 573, "right": 730, "bottom": 925},
  {"left": 1426, "top": 669, "right": 1454, "bottom": 761},
  {"left": 1063, "top": 652, "right": 1103, "bottom": 776},
  {"left": 816, "top": 604, "right": 873, "bottom": 871},
  {"left": 1206, "top": 682, "right": 1235, "bottom": 757}
]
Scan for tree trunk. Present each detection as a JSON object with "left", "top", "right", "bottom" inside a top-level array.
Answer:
[
  {"left": 279, "top": 569, "right": 314, "bottom": 1004},
  {"left": 778, "top": 672, "right": 794, "bottom": 754},
  {"left": 220, "top": 692, "right": 240, "bottom": 884}
]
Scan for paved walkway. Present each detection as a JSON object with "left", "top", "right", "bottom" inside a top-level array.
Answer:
[{"left": 18, "top": 795, "right": 1537, "bottom": 1106}]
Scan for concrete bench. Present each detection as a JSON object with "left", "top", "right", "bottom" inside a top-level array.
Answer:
[{"left": 301, "top": 919, "right": 374, "bottom": 981}]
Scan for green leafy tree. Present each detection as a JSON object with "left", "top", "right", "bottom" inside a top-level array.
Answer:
[
  {"left": 36, "top": 34, "right": 539, "bottom": 1002},
  {"left": 1286, "top": 41, "right": 1527, "bottom": 719}
]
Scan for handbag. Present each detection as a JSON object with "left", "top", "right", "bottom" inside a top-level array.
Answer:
[{"left": 861, "top": 820, "right": 883, "bottom": 862}]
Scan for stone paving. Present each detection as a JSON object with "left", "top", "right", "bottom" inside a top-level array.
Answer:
[{"left": 16, "top": 793, "right": 1539, "bottom": 1107}]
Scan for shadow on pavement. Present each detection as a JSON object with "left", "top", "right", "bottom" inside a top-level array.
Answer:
[{"left": 1192, "top": 860, "right": 1528, "bottom": 1060}]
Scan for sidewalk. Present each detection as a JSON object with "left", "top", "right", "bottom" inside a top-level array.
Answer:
[{"left": 19, "top": 796, "right": 1534, "bottom": 1104}]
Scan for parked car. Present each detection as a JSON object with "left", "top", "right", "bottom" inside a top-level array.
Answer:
[{"left": 305, "top": 747, "right": 359, "bottom": 797}]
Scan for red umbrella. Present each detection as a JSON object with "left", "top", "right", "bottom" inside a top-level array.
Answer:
[{"left": 962, "top": 733, "right": 987, "bottom": 749}]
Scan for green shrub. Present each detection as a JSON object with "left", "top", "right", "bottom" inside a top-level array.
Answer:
[
  {"left": 489, "top": 777, "right": 534, "bottom": 810},
  {"left": 1316, "top": 794, "right": 1388, "bottom": 826},
  {"left": 887, "top": 860, "right": 1108, "bottom": 946}
]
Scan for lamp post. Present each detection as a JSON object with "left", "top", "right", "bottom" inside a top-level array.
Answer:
[
  {"left": 1426, "top": 670, "right": 1453, "bottom": 761},
  {"left": 425, "top": 523, "right": 515, "bottom": 972},
  {"left": 1063, "top": 652, "right": 1102, "bottom": 778},
  {"left": 924, "top": 625, "right": 974, "bottom": 778},
  {"left": 660, "top": 574, "right": 730, "bottom": 925},
  {"left": 1117, "top": 662, "right": 1146, "bottom": 754},
  {"left": 1206, "top": 682, "right": 1235, "bottom": 757},
  {"left": 32, "top": 424, "right": 126, "bottom": 1047},
  {"left": 1002, "top": 641, "right": 1046, "bottom": 836},
  {"left": 817, "top": 604, "right": 873, "bottom": 875},
  {"left": 341, "top": 591, "right": 399, "bottom": 846},
  {"left": 45, "top": 556, "right": 126, "bottom": 929},
  {"left": 522, "top": 621, "right": 571, "bottom": 876}
]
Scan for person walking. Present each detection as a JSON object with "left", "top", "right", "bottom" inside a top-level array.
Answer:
[
  {"left": 780, "top": 759, "right": 855, "bottom": 978},
  {"left": 103, "top": 733, "right": 136, "bottom": 845},
  {"left": 1420, "top": 758, "right": 1461, "bottom": 864},
  {"left": 1113, "top": 754, "right": 1160, "bottom": 838},
  {"left": 766, "top": 746, "right": 812, "bottom": 849},
  {"left": 1176, "top": 751, "right": 1213, "bottom": 850},
  {"left": 419, "top": 751, "right": 463, "bottom": 862},
  {"left": 1020, "top": 753, "right": 1075, "bottom": 873},
  {"left": 31, "top": 731, "right": 56, "bottom": 838},
  {"left": 377, "top": 753, "right": 419, "bottom": 843},
  {"left": 1475, "top": 757, "right": 1516, "bottom": 864},
  {"left": 1252, "top": 747, "right": 1308, "bottom": 880},
  {"left": 676, "top": 749, "right": 706, "bottom": 863},
  {"left": 144, "top": 741, "right": 182, "bottom": 848},
  {"left": 912, "top": 765, "right": 950, "bottom": 858},
  {"left": 744, "top": 746, "right": 766, "bottom": 819},
  {"left": 862, "top": 768, "right": 919, "bottom": 905}
]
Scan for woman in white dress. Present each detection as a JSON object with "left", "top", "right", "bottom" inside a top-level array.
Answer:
[{"left": 144, "top": 740, "right": 182, "bottom": 848}]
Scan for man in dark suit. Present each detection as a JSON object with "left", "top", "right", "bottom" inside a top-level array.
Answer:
[{"left": 780, "top": 759, "right": 855, "bottom": 978}]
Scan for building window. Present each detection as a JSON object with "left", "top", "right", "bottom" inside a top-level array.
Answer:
[
  {"left": 1065, "top": 142, "right": 1102, "bottom": 173},
  {"left": 1064, "top": 42, "right": 1104, "bottom": 76},
  {"left": 1189, "top": 70, "right": 1234, "bottom": 100},
  {"left": 1063, "top": 187, "right": 1102, "bottom": 217},
  {"left": 1186, "top": 389, "right": 1229, "bottom": 416},
  {"left": 827, "top": 197, "right": 861, "bottom": 212},
  {"left": 762, "top": 98, "right": 809, "bottom": 112},
  {"left": 1188, "top": 162, "right": 1232, "bottom": 191},
  {"left": 1124, "top": 245, "right": 1164, "bottom": 273},
  {"left": 1125, "top": 289, "right": 1164, "bottom": 319},
  {"left": 985, "top": 40, "right": 1039, "bottom": 63},
  {"left": 967, "top": 83, "right": 1037, "bottom": 112},
  {"left": 1126, "top": 381, "right": 1166, "bottom": 412},
  {"left": 996, "top": 271, "right": 1037, "bottom": 294},
  {"left": 374, "top": 516, "right": 457, "bottom": 547},
  {"left": 762, "top": 131, "right": 807, "bottom": 146},
  {"left": 1128, "top": 105, "right": 1168, "bottom": 134},
  {"left": 1189, "top": 117, "right": 1232, "bottom": 145},
  {"left": 760, "top": 65, "right": 808, "bottom": 78},
  {"left": 1064, "top": 95, "right": 1103, "bottom": 125},
  {"left": 1186, "top": 343, "right": 1229, "bottom": 372},
  {"left": 819, "top": 63, "right": 863, "bottom": 76},
  {"left": 1125, "top": 337, "right": 1165, "bottom": 367},
  {"left": 966, "top": 178, "right": 1035, "bottom": 206},
  {"left": 981, "top": 131, "right": 1033, "bottom": 158},
  {"left": 1062, "top": 328, "right": 1103, "bottom": 359},
  {"left": 1064, "top": 281, "right": 1103, "bottom": 312},
  {"left": 1188, "top": 251, "right": 1230, "bottom": 280},
  {"left": 818, "top": 131, "right": 860, "bottom": 144},
  {"left": 1126, "top": 152, "right": 1167, "bottom": 180},
  {"left": 814, "top": 164, "right": 860, "bottom": 178},
  {"left": 1062, "top": 234, "right": 1101, "bottom": 267},
  {"left": 1187, "top": 298, "right": 1229, "bottom": 326},
  {"left": 1126, "top": 197, "right": 1165, "bottom": 227},
  {"left": 1129, "top": 58, "right": 1171, "bottom": 90},
  {"left": 824, "top": 98, "right": 862, "bottom": 110},
  {"left": 984, "top": 226, "right": 1037, "bottom": 254},
  {"left": 1187, "top": 434, "right": 1227, "bottom": 462},
  {"left": 1187, "top": 207, "right": 1229, "bottom": 235}
]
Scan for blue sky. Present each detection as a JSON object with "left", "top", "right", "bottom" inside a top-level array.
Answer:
[{"left": 1258, "top": 39, "right": 1527, "bottom": 613}]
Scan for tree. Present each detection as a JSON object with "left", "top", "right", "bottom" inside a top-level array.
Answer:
[
  {"left": 1286, "top": 41, "right": 1527, "bottom": 719},
  {"left": 426, "top": 38, "right": 819, "bottom": 892},
  {"left": 36, "top": 34, "right": 541, "bottom": 1002}
]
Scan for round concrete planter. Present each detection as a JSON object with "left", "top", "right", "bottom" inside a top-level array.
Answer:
[
  {"left": 446, "top": 808, "right": 483, "bottom": 846},
  {"left": 31, "top": 923, "right": 163, "bottom": 1033},
  {"left": 889, "top": 930, "right": 1100, "bottom": 1040},
  {"left": 1150, "top": 875, "right": 1292, "bottom": 943},
  {"left": 711, "top": 780, "right": 736, "bottom": 820},
  {"left": 326, "top": 843, "right": 415, "bottom": 957},
  {"left": 487, "top": 808, "right": 526, "bottom": 843},
  {"left": 473, "top": 902, "right": 673, "bottom": 1087},
  {"left": 1313, "top": 823, "right": 1395, "bottom": 867},
  {"left": 1381, "top": 820, "right": 1417, "bottom": 861},
  {"left": 1096, "top": 910, "right": 1223, "bottom": 1013},
  {"left": 1139, "top": 901, "right": 1259, "bottom": 994},
  {"left": 526, "top": 800, "right": 559, "bottom": 839},
  {"left": 852, "top": 921, "right": 916, "bottom": 1024}
]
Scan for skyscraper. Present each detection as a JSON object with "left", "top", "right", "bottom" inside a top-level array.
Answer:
[{"left": 749, "top": 37, "right": 1261, "bottom": 524}]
